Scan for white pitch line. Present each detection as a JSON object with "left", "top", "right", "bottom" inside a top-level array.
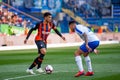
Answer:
[
  {"left": 4, "top": 73, "right": 46, "bottom": 80},
  {"left": 4, "top": 71, "right": 70, "bottom": 80}
]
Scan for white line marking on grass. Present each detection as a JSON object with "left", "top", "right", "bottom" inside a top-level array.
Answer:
[
  {"left": 4, "top": 73, "right": 46, "bottom": 80},
  {"left": 4, "top": 71, "right": 70, "bottom": 80}
]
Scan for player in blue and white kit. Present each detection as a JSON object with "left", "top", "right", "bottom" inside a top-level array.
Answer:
[{"left": 69, "top": 21, "right": 100, "bottom": 77}]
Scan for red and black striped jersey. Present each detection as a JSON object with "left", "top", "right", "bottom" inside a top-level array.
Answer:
[{"left": 26, "top": 21, "right": 56, "bottom": 43}]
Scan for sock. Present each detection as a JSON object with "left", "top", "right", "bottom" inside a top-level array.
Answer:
[
  {"left": 84, "top": 56, "right": 93, "bottom": 72},
  {"left": 75, "top": 56, "right": 84, "bottom": 72},
  {"left": 37, "top": 54, "right": 45, "bottom": 69},
  {"left": 29, "top": 57, "right": 39, "bottom": 69}
]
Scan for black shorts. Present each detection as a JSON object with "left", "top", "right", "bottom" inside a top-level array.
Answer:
[{"left": 35, "top": 40, "right": 46, "bottom": 54}]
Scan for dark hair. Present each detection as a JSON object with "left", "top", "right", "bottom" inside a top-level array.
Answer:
[
  {"left": 69, "top": 20, "right": 76, "bottom": 25},
  {"left": 44, "top": 12, "right": 52, "bottom": 18}
]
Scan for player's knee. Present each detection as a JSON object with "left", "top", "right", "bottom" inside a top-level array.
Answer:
[
  {"left": 74, "top": 51, "right": 79, "bottom": 56},
  {"left": 40, "top": 49, "right": 46, "bottom": 54},
  {"left": 74, "top": 49, "right": 83, "bottom": 56},
  {"left": 41, "top": 50, "right": 46, "bottom": 54},
  {"left": 83, "top": 53, "right": 89, "bottom": 57}
]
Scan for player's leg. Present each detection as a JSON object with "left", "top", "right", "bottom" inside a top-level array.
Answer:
[
  {"left": 36, "top": 41, "right": 46, "bottom": 73},
  {"left": 83, "top": 53, "right": 94, "bottom": 76},
  {"left": 26, "top": 41, "right": 46, "bottom": 74},
  {"left": 75, "top": 42, "right": 94, "bottom": 77},
  {"left": 83, "top": 41, "right": 100, "bottom": 76},
  {"left": 27, "top": 49, "right": 45, "bottom": 74},
  {"left": 36, "top": 48, "right": 46, "bottom": 73},
  {"left": 74, "top": 48, "right": 84, "bottom": 77}
]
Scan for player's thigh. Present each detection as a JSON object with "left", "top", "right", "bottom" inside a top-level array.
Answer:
[
  {"left": 74, "top": 48, "right": 84, "bottom": 56},
  {"left": 80, "top": 43, "right": 88, "bottom": 53},
  {"left": 79, "top": 43, "right": 89, "bottom": 57},
  {"left": 35, "top": 40, "right": 47, "bottom": 54}
]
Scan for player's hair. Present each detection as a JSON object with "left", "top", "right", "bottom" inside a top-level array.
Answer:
[
  {"left": 69, "top": 20, "right": 76, "bottom": 25},
  {"left": 44, "top": 12, "right": 52, "bottom": 18}
]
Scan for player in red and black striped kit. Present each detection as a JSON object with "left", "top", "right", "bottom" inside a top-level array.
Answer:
[{"left": 24, "top": 12, "right": 65, "bottom": 74}]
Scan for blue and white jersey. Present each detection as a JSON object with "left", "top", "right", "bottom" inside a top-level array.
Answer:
[{"left": 75, "top": 24, "right": 99, "bottom": 42}]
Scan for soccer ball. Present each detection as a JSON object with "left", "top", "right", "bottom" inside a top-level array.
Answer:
[{"left": 45, "top": 65, "right": 53, "bottom": 74}]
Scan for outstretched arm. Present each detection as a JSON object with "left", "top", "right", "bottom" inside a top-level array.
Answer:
[
  {"left": 54, "top": 28, "right": 65, "bottom": 40},
  {"left": 24, "top": 28, "right": 34, "bottom": 44},
  {"left": 24, "top": 23, "right": 39, "bottom": 44}
]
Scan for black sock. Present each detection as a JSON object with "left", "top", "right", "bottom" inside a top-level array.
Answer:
[
  {"left": 37, "top": 54, "right": 45, "bottom": 69},
  {"left": 29, "top": 57, "right": 39, "bottom": 69}
]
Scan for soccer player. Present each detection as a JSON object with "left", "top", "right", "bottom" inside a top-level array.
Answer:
[
  {"left": 69, "top": 21, "right": 100, "bottom": 77},
  {"left": 24, "top": 12, "right": 65, "bottom": 74}
]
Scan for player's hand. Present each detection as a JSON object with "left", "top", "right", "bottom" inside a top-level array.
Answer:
[
  {"left": 24, "top": 39, "right": 27, "bottom": 44},
  {"left": 61, "top": 36, "right": 66, "bottom": 41},
  {"left": 86, "top": 44, "right": 92, "bottom": 52},
  {"left": 94, "top": 49, "right": 99, "bottom": 55}
]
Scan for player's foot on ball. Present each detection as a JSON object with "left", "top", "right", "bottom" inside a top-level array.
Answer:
[
  {"left": 85, "top": 71, "right": 94, "bottom": 76},
  {"left": 74, "top": 71, "right": 84, "bottom": 77},
  {"left": 26, "top": 69, "right": 36, "bottom": 75},
  {"left": 36, "top": 68, "right": 44, "bottom": 73}
]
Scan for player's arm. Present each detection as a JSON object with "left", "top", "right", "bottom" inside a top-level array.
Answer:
[
  {"left": 83, "top": 33, "right": 92, "bottom": 52},
  {"left": 24, "top": 23, "right": 39, "bottom": 44},
  {"left": 53, "top": 28, "right": 65, "bottom": 40},
  {"left": 83, "top": 33, "right": 88, "bottom": 45},
  {"left": 51, "top": 22, "right": 65, "bottom": 40}
]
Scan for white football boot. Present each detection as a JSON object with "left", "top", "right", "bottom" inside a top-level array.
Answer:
[
  {"left": 36, "top": 68, "right": 44, "bottom": 73},
  {"left": 26, "top": 69, "right": 36, "bottom": 75}
]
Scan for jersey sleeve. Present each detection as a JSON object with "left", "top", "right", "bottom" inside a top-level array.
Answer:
[
  {"left": 51, "top": 22, "right": 57, "bottom": 30},
  {"left": 26, "top": 22, "right": 39, "bottom": 40},
  {"left": 32, "top": 22, "right": 39, "bottom": 30}
]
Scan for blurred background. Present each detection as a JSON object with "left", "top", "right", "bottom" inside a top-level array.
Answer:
[{"left": 0, "top": 0, "right": 120, "bottom": 47}]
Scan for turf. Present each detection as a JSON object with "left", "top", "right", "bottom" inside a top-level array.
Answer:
[{"left": 0, "top": 44, "right": 120, "bottom": 80}]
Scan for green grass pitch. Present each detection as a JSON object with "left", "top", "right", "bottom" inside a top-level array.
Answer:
[{"left": 0, "top": 44, "right": 120, "bottom": 80}]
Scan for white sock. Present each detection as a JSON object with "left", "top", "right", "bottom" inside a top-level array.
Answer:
[
  {"left": 75, "top": 56, "right": 84, "bottom": 71},
  {"left": 84, "top": 56, "right": 93, "bottom": 72}
]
